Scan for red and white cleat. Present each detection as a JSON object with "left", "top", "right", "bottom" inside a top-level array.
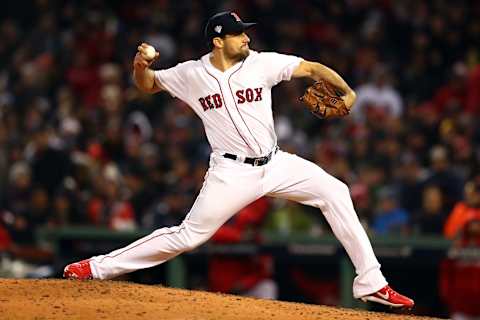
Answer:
[
  {"left": 361, "top": 285, "right": 414, "bottom": 309},
  {"left": 63, "top": 259, "right": 93, "bottom": 280}
]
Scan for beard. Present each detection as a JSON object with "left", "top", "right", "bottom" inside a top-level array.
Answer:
[{"left": 228, "top": 47, "right": 250, "bottom": 62}]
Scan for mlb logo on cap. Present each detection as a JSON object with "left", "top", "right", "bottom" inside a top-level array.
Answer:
[{"left": 204, "top": 11, "right": 256, "bottom": 48}]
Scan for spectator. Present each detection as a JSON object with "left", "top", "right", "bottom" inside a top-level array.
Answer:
[
  {"left": 27, "top": 186, "right": 51, "bottom": 232},
  {"left": 50, "top": 188, "right": 83, "bottom": 226},
  {"left": 439, "top": 217, "right": 480, "bottom": 320},
  {"left": 264, "top": 199, "right": 321, "bottom": 236},
  {"left": 140, "top": 191, "right": 186, "bottom": 230},
  {"left": 0, "top": 123, "right": 8, "bottom": 201},
  {"left": 371, "top": 186, "right": 410, "bottom": 235},
  {"left": 5, "top": 162, "right": 32, "bottom": 217},
  {"left": 396, "top": 153, "right": 427, "bottom": 215},
  {"left": 350, "top": 181, "right": 372, "bottom": 228},
  {"left": 27, "top": 126, "right": 73, "bottom": 196},
  {"left": 431, "top": 62, "right": 469, "bottom": 115},
  {"left": 466, "top": 63, "right": 480, "bottom": 114},
  {"left": 123, "top": 164, "right": 157, "bottom": 226},
  {"left": 444, "top": 178, "right": 480, "bottom": 240},
  {"left": 414, "top": 185, "right": 449, "bottom": 235},
  {"left": 0, "top": 220, "right": 11, "bottom": 252},
  {"left": 352, "top": 65, "right": 403, "bottom": 122},
  {"left": 87, "top": 163, "right": 136, "bottom": 231},
  {"left": 425, "top": 145, "right": 464, "bottom": 212}
]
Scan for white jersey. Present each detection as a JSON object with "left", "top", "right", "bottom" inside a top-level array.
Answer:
[
  {"left": 154, "top": 50, "right": 302, "bottom": 157},
  {"left": 89, "top": 51, "right": 389, "bottom": 301}
]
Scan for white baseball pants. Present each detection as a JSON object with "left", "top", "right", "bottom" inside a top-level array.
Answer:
[{"left": 90, "top": 150, "right": 387, "bottom": 298}]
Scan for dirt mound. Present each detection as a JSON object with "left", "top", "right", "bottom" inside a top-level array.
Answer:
[{"left": 0, "top": 279, "right": 441, "bottom": 320}]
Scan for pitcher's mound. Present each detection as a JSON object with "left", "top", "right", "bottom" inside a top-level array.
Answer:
[{"left": 0, "top": 279, "right": 440, "bottom": 319}]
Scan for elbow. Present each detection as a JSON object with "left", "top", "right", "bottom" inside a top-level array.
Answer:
[
  {"left": 350, "top": 90, "right": 357, "bottom": 103},
  {"left": 133, "top": 81, "right": 144, "bottom": 92},
  {"left": 310, "top": 62, "right": 324, "bottom": 79},
  {"left": 137, "top": 85, "right": 153, "bottom": 94},
  {"left": 132, "top": 70, "right": 159, "bottom": 94},
  {"left": 134, "top": 79, "right": 159, "bottom": 94},
  {"left": 132, "top": 75, "right": 145, "bottom": 92}
]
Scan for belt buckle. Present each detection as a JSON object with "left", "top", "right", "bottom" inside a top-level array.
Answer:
[{"left": 254, "top": 158, "right": 261, "bottom": 166}]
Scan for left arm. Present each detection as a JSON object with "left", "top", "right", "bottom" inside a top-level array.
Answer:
[{"left": 292, "top": 60, "right": 357, "bottom": 109}]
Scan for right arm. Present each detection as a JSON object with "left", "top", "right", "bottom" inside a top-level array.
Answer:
[{"left": 133, "top": 43, "right": 164, "bottom": 94}]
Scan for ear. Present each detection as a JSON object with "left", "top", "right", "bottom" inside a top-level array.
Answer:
[{"left": 212, "top": 37, "right": 224, "bottom": 49}]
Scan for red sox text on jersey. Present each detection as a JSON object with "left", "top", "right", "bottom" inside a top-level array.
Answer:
[{"left": 199, "top": 87, "right": 263, "bottom": 111}]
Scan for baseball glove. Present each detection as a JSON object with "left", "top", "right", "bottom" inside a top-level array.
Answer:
[{"left": 300, "top": 80, "right": 350, "bottom": 119}]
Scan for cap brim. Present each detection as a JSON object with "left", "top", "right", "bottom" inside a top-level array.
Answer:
[
  {"left": 228, "top": 22, "right": 256, "bottom": 35},
  {"left": 242, "top": 22, "right": 256, "bottom": 30}
]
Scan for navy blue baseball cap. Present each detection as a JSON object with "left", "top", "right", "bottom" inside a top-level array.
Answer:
[{"left": 204, "top": 12, "right": 256, "bottom": 48}]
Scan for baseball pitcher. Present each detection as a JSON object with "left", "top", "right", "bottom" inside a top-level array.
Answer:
[{"left": 64, "top": 11, "right": 414, "bottom": 309}]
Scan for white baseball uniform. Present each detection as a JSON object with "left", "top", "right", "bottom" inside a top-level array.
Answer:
[{"left": 89, "top": 50, "right": 387, "bottom": 298}]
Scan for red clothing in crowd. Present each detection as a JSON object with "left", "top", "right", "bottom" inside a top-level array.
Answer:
[
  {"left": 432, "top": 83, "right": 467, "bottom": 114},
  {"left": 431, "top": 65, "right": 480, "bottom": 114},
  {"left": 87, "top": 198, "right": 136, "bottom": 230},
  {"left": 440, "top": 258, "right": 480, "bottom": 316},
  {"left": 439, "top": 232, "right": 480, "bottom": 317},
  {"left": 444, "top": 202, "right": 480, "bottom": 239},
  {"left": 208, "top": 198, "right": 272, "bottom": 294},
  {"left": 290, "top": 268, "right": 339, "bottom": 306},
  {"left": 466, "top": 65, "right": 480, "bottom": 114},
  {"left": 440, "top": 213, "right": 480, "bottom": 317},
  {"left": 66, "top": 62, "right": 101, "bottom": 108},
  {"left": 0, "top": 224, "right": 11, "bottom": 251}
]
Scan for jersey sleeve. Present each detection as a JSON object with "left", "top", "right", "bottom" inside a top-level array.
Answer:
[
  {"left": 259, "top": 52, "right": 303, "bottom": 87},
  {"left": 154, "top": 61, "right": 194, "bottom": 100}
]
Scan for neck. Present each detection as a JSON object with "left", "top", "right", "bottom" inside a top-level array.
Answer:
[{"left": 209, "top": 50, "right": 242, "bottom": 72}]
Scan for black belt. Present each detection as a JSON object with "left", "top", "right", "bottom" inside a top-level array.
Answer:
[{"left": 223, "top": 146, "right": 279, "bottom": 166}]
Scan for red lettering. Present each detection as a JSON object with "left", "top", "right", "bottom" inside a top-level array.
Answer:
[
  {"left": 235, "top": 87, "right": 263, "bottom": 104},
  {"left": 199, "top": 97, "right": 208, "bottom": 111},
  {"left": 212, "top": 94, "right": 223, "bottom": 108},
  {"left": 200, "top": 93, "right": 225, "bottom": 111},
  {"left": 205, "top": 95, "right": 214, "bottom": 109},
  {"left": 245, "top": 88, "right": 254, "bottom": 102},
  {"left": 254, "top": 88, "right": 263, "bottom": 101},
  {"left": 236, "top": 90, "right": 245, "bottom": 104}
]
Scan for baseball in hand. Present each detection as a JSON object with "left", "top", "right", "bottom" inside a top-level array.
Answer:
[{"left": 142, "top": 45, "right": 156, "bottom": 61}]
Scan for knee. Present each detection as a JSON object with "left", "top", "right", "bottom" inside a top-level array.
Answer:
[
  {"left": 181, "top": 225, "right": 211, "bottom": 252},
  {"left": 331, "top": 178, "right": 351, "bottom": 199},
  {"left": 183, "top": 237, "right": 208, "bottom": 251},
  {"left": 340, "top": 180, "right": 351, "bottom": 196}
]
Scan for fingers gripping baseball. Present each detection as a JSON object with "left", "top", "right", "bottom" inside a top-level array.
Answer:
[
  {"left": 134, "top": 43, "right": 159, "bottom": 70},
  {"left": 300, "top": 80, "right": 350, "bottom": 119}
]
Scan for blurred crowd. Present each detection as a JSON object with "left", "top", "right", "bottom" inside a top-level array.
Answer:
[{"left": 0, "top": 0, "right": 480, "bottom": 272}]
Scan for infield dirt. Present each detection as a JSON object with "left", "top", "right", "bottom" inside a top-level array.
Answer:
[{"left": 0, "top": 279, "right": 443, "bottom": 319}]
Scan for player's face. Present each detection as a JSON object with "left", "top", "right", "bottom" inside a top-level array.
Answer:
[{"left": 222, "top": 32, "right": 250, "bottom": 61}]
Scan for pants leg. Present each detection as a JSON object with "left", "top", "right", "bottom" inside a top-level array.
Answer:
[
  {"left": 90, "top": 154, "right": 263, "bottom": 279},
  {"left": 264, "top": 151, "right": 387, "bottom": 298}
]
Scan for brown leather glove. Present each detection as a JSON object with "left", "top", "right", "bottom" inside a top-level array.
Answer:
[{"left": 300, "top": 80, "right": 350, "bottom": 119}]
